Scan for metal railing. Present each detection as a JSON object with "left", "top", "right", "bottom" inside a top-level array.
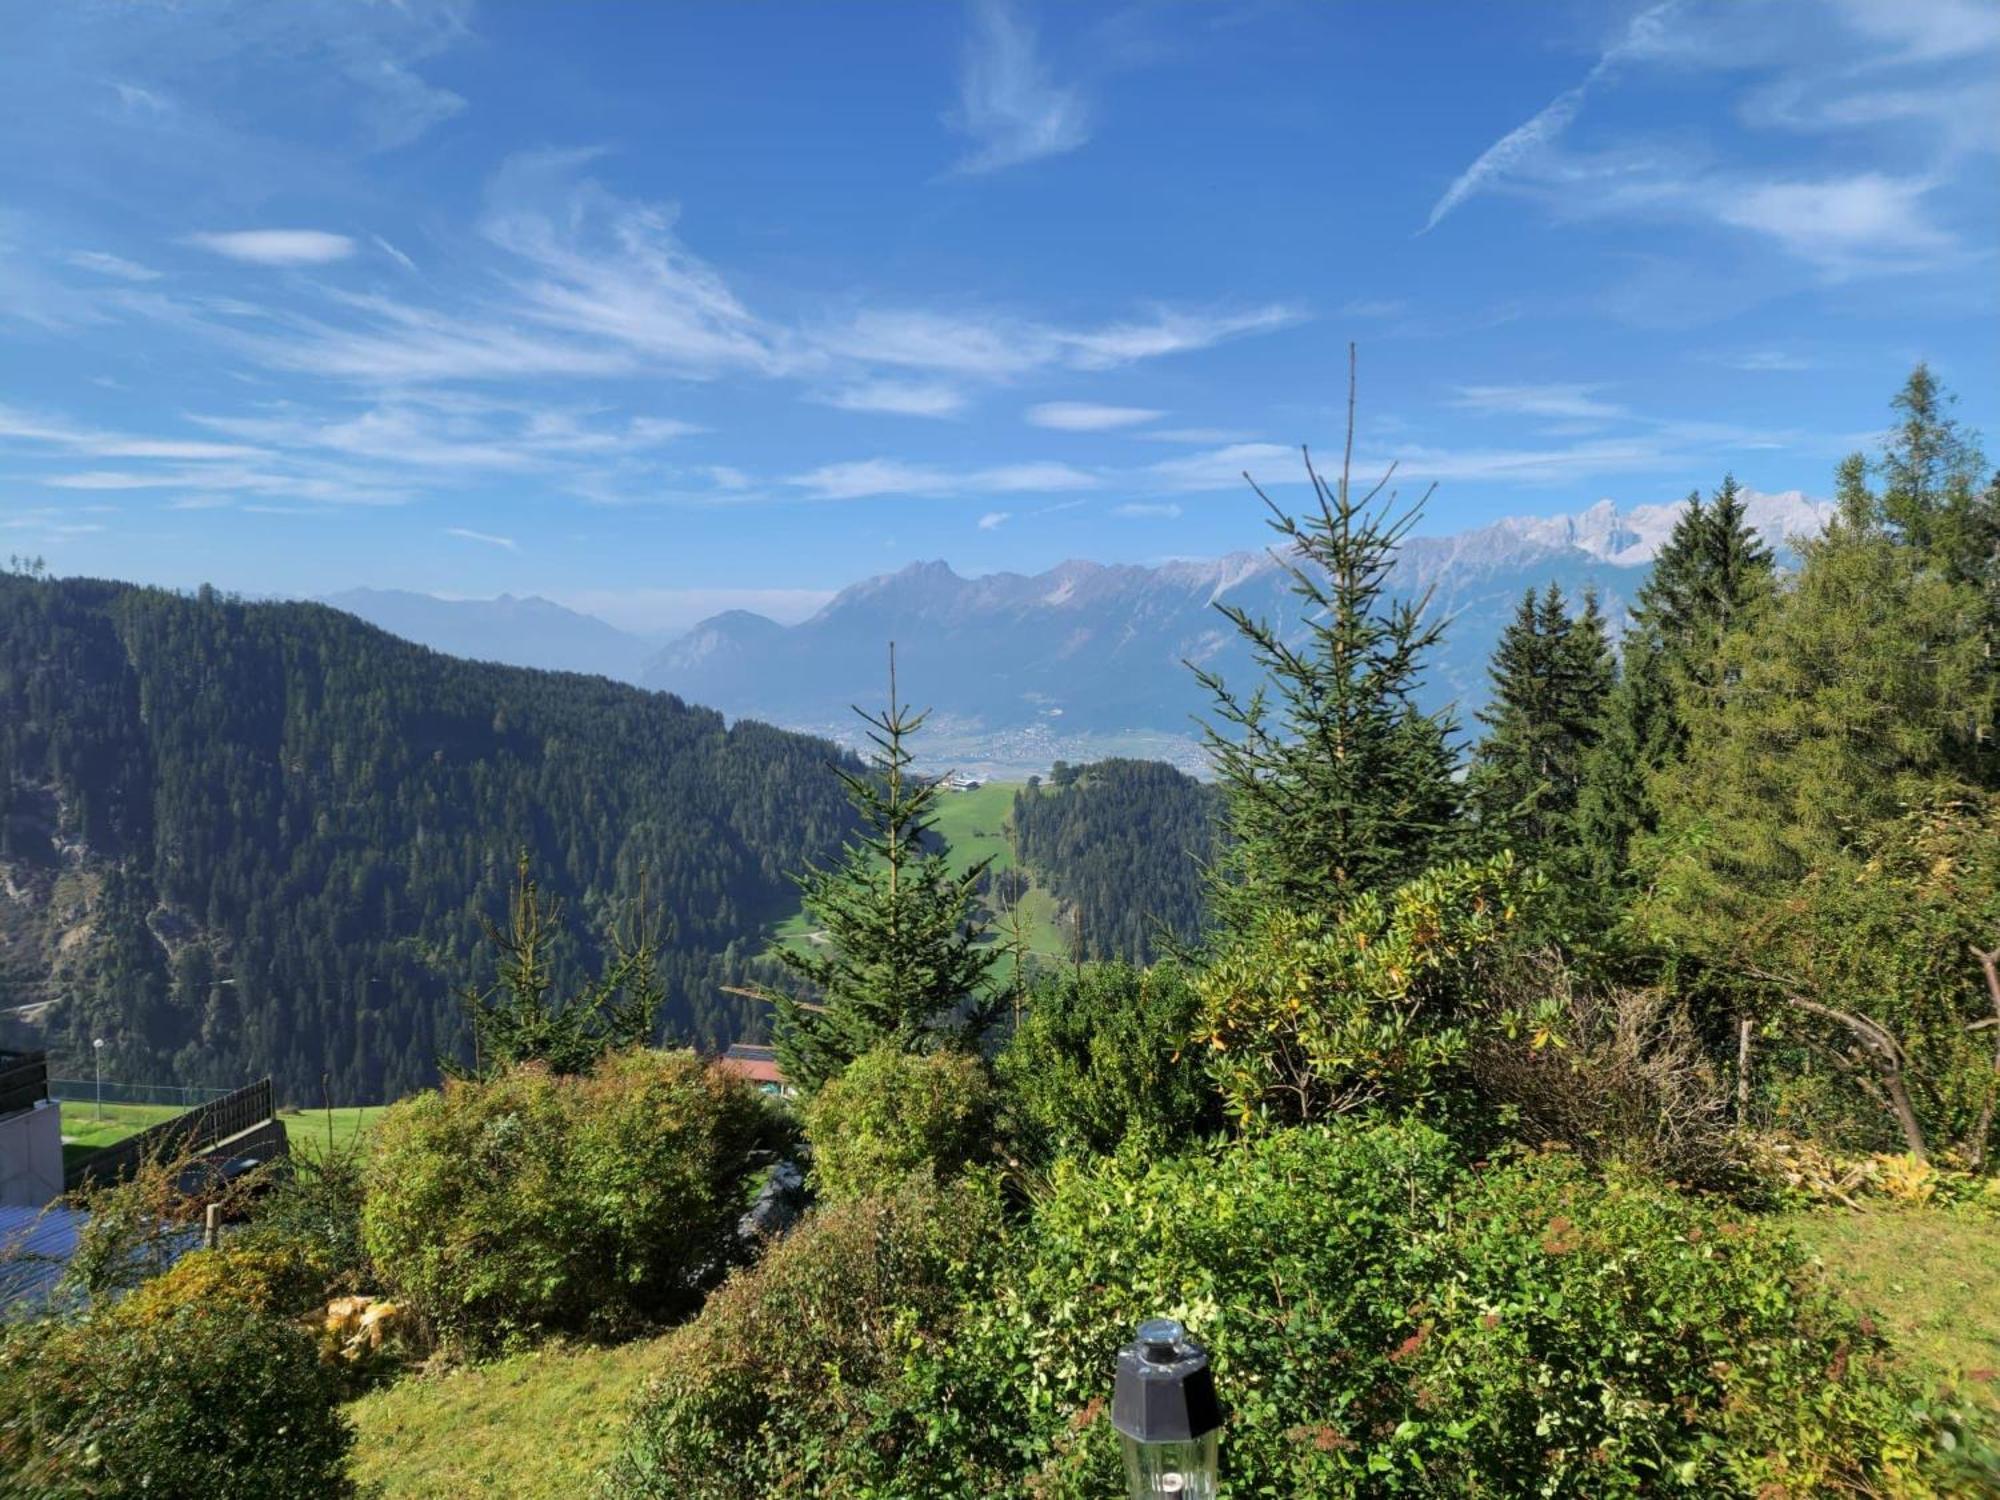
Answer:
[
  {"left": 0, "top": 1052, "right": 49, "bottom": 1118},
  {"left": 64, "top": 1078, "right": 277, "bottom": 1190}
]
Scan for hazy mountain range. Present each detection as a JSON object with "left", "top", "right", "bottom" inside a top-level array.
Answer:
[
  {"left": 326, "top": 491, "right": 1832, "bottom": 774},
  {"left": 321, "top": 589, "right": 661, "bottom": 681}
]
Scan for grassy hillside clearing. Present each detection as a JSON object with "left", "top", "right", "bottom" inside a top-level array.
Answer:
[{"left": 770, "top": 780, "right": 1074, "bottom": 967}]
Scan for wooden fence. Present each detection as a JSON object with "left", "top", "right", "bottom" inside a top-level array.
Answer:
[{"left": 65, "top": 1077, "right": 278, "bottom": 1191}]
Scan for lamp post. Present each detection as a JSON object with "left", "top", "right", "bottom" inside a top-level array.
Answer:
[
  {"left": 92, "top": 1038, "right": 104, "bottom": 1121},
  {"left": 1113, "top": 1318, "right": 1222, "bottom": 1499}
]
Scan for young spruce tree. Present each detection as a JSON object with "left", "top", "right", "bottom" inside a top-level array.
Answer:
[
  {"left": 771, "top": 649, "right": 998, "bottom": 1094},
  {"left": 1192, "top": 347, "right": 1460, "bottom": 930},
  {"left": 450, "top": 853, "right": 663, "bottom": 1079}
]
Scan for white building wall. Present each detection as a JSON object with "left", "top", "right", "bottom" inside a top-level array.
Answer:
[{"left": 0, "top": 1100, "right": 65, "bottom": 1208}]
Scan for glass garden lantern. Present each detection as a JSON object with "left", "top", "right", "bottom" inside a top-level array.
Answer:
[{"left": 1112, "top": 1317, "right": 1222, "bottom": 1499}]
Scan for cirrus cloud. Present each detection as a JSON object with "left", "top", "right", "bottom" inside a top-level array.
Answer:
[{"left": 186, "top": 229, "right": 357, "bottom": 265}]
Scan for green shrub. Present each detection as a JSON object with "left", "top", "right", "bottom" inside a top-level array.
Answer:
[
  {"left": 118, "top": 1242, "right": 329, "bottom": 1326},
  {"left": 237, "top": 1141, "right": 373, "bottom": 1298},
  {"left": 602, "top": 1174, "right": 1003, "bottom": 1498},
  {"left": 906, "top": 1127, "right": 1958, "bottom": 1497},
  {"left": 603, "top": 1112, "right": 1981, "bottom": 1495},
  {"left": 995, "top": 961, "right": 1219, "bottom": 1165},
  {"left": 1192, "top": 857, "right": 1527, "bottom": 1128},
  {"left": 802, "top": 1045, "right": 994, "bottom": 1202},
  {"left": 1400, "top": 1154, "right": 1957, "bottom": 1495},
  {"left": 361, "top": 1048, "right": 781, "bottom": 1351},
  {"left": 0, "top": 1296, "right": 354, "bottom": 1500}
]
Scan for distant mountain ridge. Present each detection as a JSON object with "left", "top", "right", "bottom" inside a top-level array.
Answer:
[
  {"left": 642, "top": 490, "right": 1832, "bottom": 757},
  {"left": 321, "top": 589, "right": 656, "bottom": 682}
]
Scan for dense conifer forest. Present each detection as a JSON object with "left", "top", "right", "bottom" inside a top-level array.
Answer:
[
  {"left": 1011, "top": 759, "right": 1220, "bottom": 962},
  {"left": 0, "top": 576, "right": 857, "bottom": 1102}
]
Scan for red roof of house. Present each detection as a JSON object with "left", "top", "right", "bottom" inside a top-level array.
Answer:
[{"left": 719, "top": 1044, "right": 786, "bottom": 1087}]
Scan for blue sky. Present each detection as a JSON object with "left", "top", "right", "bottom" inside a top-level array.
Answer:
[{"left": 1, "top": 0, "right": 1994, "bottom": 634}]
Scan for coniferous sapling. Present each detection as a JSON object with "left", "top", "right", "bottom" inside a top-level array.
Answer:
[
  {"left": 771, "top": 649, "right": 998, "bottom": 1094},
  {"left": 1192, "top": 344, "right": 1461, "bottom": 930},
  {"left": 450, "top": 853, "right": 663, "bottom": 1078}
]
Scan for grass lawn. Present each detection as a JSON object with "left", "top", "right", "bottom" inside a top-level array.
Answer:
[
  {"left": 345, "top": 1336, "right": 668, "bottom": 1499},
  {"left": 58, "top": 1101, "right": 186, "bottom": 1171},
  {"left": 1783, "top": 1206, "right": 2000, "bottom": 1409},
  {"left": 57, "top": 1100, "right": 384, "bottom": 1171},
  {"left": 278, "top": 1105, "right": 386, "bottom": 1156}
]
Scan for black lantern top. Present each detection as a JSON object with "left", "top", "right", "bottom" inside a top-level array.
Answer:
[{"left": 1112, "top": 1318, "right": 1222, "bottom": 1444}]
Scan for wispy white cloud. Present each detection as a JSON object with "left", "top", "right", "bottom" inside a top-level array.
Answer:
[
  {"left": 1112, "top": 502, "right": 1181, "bottom": 519},
  {"left": 1, "top": 511, "right": 108, "bottom": 537},
  {"left": 1146, "top": 442, "right": 1295, "bottom": 491},
  {"left": 244, "top": 289, "right": 633, "bottom": 384},
  {"left": 825, "top": 303, "right": 1299, "bottom": 380},
  {"left": 1424, "top": 86, "right": 1592, "bottom": 234},
  {"left": 353, "top": 52, "right": 466, "bottom": 151},
  {"left": 819, "top": 381, "right": 968, "bottom": 418},
  {"left": 191, "top": 399, "right": 695, "bottom": 473},
  {"left": 481, "top": 150, "right": 789, "bottom": 377},
  {"left": 67, "top": 250, "right": 160, "bottom": 282},
  {"left": 1062, "top": 306, "right": 1300, "bottom": 369},
  {"left": 1451, "top": 384, "right": 1627, "bottom": 421},
  {"left": 1421, "top": 3, "right": 1676, "bottom": 232},
  {"left": 372, "top": 235, "right": 418, "bottom": 274},
  {"left": 947, "top": 0, "right": 1090, "bottom": 175},
  {"left": 1831, "top": 0, "right": 2000, "bottom": 63},
  {"left": 40, "top": 465, "right": 409, "bottom": 505},
  {"left": 1139, "top": 426, "right": 1260, "bottom": 445},
  {"left": 978, "top": 461, "right": 1099, "bottom": 492},
  {"left": 1714, "top": 173, "right": 1958, "bottom": 276},
  {"left": 977, "top": 510, "right": 1011, "bottom": 530},
  {"left": 186, "top": 229, "right": 357, "bottom": 265},
  {"left": 444, "top": 526, "right": 517, "bottom": 551},
  {"left": 0, "top": 404, "right": 261, "bottom": 461},
  {"left": 1142, "top": 419, "right": 1795, "bottom": 492},
  {"left": 1026, "top": 401, "right": 1162, "bottom": 431},
  {"left": 1340, "top": 297, "right": 1409, "bottom": 319},
  {"left": 109, "top": 81, "right": 170, "bottom": 115},
  {"left": 1420, "top": 0, "right": 1993, "bottom": 278},
  {"left": 1721, "top": 348, "right": 1816, "bottom": 372},
  {"left": 788, "top": 456, "right": 1099, "bottom": 501}
]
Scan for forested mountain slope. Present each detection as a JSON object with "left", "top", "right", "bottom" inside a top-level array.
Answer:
[
  {"left": 0, "top": 575, "right": 855, "bottom": 1103},
  {"left": 1012, "top": 759, "right": 1221, "bottom": 962}
]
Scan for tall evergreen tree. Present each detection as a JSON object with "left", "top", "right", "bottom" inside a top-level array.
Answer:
[
  {"left": 770, "top": 651, "right": 998, "bottom": 1094},
  {"left": 1575, "top": 475, "right": 1776, "bottom": 890},
  {"left": 1470, "top": 585, "right": 1613, "bottom": 881},
  {"left": 1835, "top": 364, "right": 1997, "bottom": 779},
  {"left": 1874, "top": 362, "right": 1995, "bottom": 589},
  {"left": 1191, "top": 348, "right": 1460, "bottom": 929},
  {"left": 1638, "top": 520, "right": 1992, "bottom": 1158}
]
